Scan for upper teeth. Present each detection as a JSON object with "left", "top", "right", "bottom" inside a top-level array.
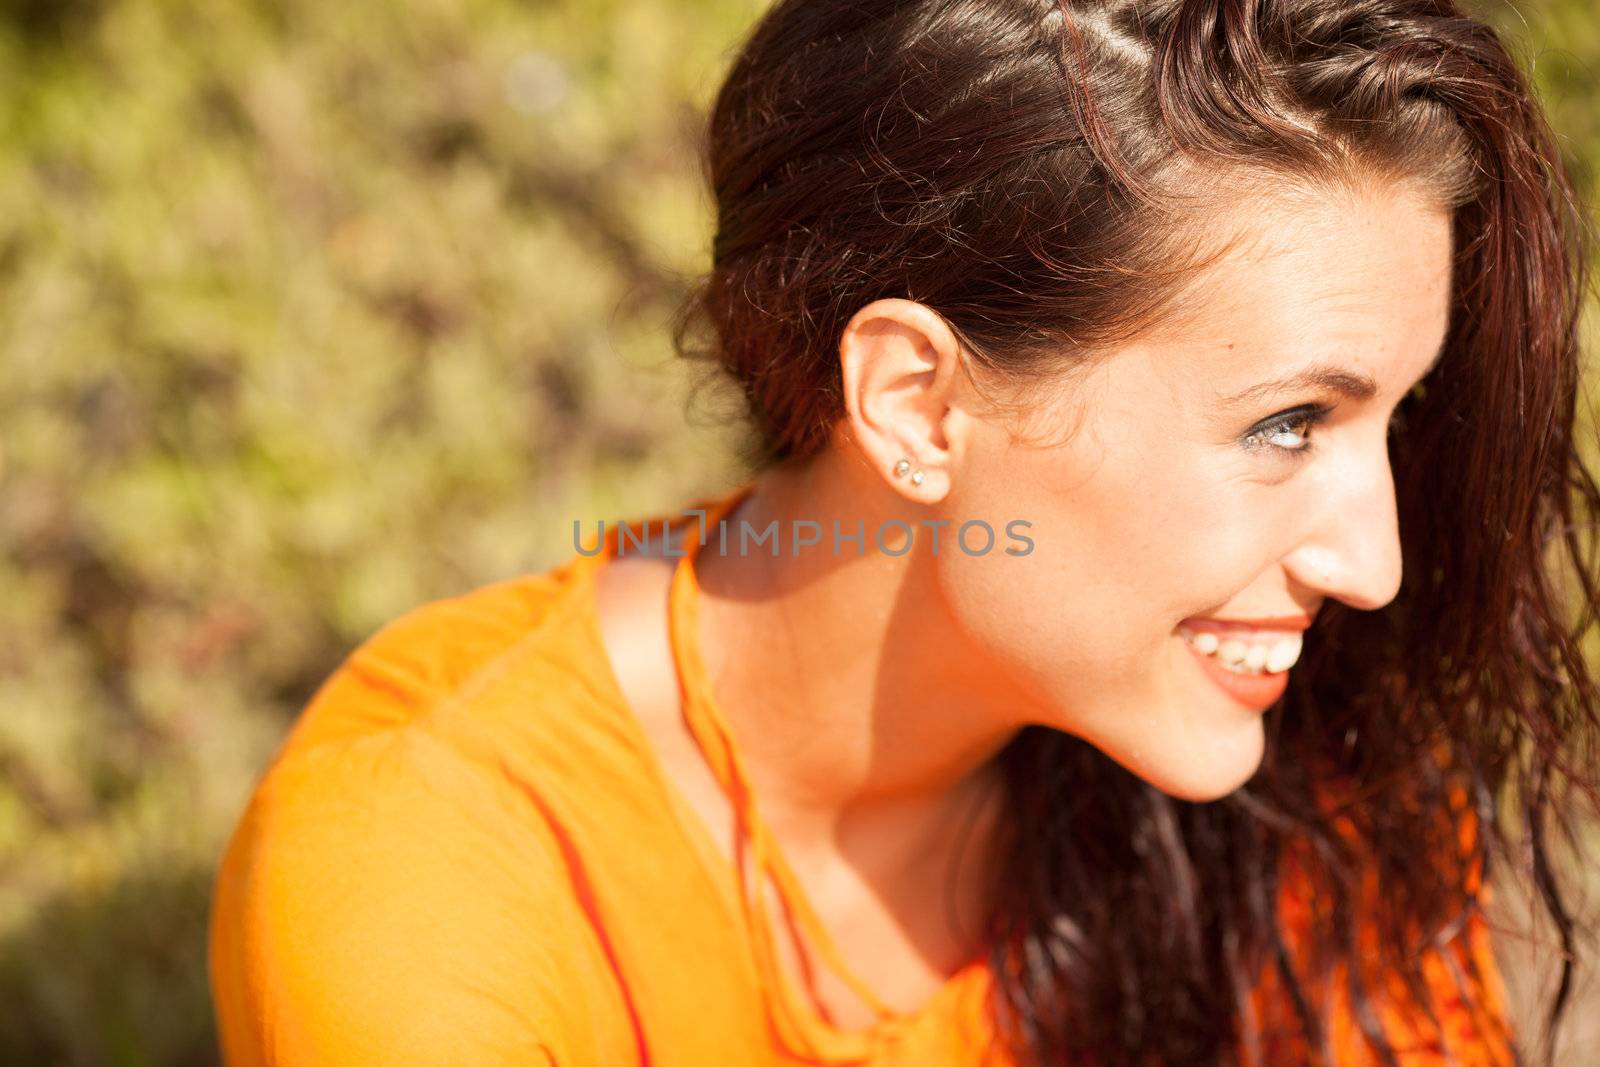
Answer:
[{"left": 1179, "top": 626, "right": 1303, "bottom": 674}]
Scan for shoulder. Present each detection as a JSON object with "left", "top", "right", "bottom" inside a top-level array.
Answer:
[
  {"left": 212, "top": 553, "right": 628, "bottom": 936},
  {"left": 273, "top": 553, "right": 607, "bottom": 762},
  {"left": 207, "top": 719, "right": 631, "bottom": 1065},
  {"left": 208, "top": 498, "right": 741, "bottom": 1065},
  {"left": 207, "top": 560, "right": 645, "bottom": 1064}
]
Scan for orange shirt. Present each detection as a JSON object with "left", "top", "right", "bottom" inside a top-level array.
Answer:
[{"left": 208, "top": 483, "right": 1515, "bottom": 1065}]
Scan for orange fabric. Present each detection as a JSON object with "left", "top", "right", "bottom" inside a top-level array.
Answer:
[{"left": 208, "top": 482, "right": 1516, "bottom": 1066}]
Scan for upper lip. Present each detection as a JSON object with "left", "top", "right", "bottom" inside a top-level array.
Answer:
[{"left": 1182, "top": 614, "right": 1316, "bottom": 632}]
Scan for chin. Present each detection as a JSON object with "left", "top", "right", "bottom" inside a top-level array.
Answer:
[
  {"left": 1150, "top": 767, "right": 1259, "bottom": 803},
  {"left": 1105, "top": 725, "right": 1266, "bottom": 803}
]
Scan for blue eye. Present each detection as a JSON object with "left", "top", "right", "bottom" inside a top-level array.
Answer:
[{"left": 1242, "top": 405, "right": 1331, "bottom": 457}]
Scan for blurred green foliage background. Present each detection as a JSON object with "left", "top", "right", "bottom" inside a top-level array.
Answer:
[{"left": 0, "top": 1, "right": 1593, "bottom": 1064}]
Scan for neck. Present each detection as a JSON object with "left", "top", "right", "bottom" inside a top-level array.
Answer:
[{"left": 691, "top": 454, "right": 1029, "bottom": 874}]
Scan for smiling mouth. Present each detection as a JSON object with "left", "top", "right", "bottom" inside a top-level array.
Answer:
[{"left": 1176, "top": 624, "right": 1304, "bottom": 675}]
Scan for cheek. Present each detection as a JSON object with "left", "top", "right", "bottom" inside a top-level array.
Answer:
[
  {"left": 1043, "top": 454, "right": 1265, "bottom": 630},
  {"left": 1139, "top": 478, "right": 1282, "bottom": 614},
  {"left": 940, "top": 441, "right": 1281, "bottom": 693},
  {"left": 937, "top": 394, "right": 1281, "bottom": 794}
]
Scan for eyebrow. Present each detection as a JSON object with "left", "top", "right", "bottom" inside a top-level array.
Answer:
[{"left": 1216, "top": 337, "right": 1449, "bottom": 410}]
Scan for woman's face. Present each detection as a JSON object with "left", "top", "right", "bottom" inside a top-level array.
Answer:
[{"left": 940, "top": 181, "right": 1453, "bottom": 801}]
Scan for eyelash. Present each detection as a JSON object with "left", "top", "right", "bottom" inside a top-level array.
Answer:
[
  {"left": 1242, "top": 403, "right": 1411, "bottom": 458},
  {"left": 1242, "top": 405, "right": 1331, "bottom": 457}
]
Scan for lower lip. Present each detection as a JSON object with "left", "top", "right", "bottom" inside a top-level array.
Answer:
[{"left": 1183, "top": 639, "right": 1290, "bottom": 710}]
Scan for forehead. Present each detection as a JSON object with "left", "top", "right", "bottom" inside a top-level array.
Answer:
[{"left": 1136, "top": 182, "right": 1454, "bottom": 394}]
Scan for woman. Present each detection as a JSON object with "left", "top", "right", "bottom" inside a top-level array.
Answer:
[{"left": 208, "top": 0, "right": 1600, "bottom": 1064}]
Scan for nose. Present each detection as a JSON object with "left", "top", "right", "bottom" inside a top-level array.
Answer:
[{"left": 1281, "top": 435, "right": 1405, "bottom": 612}]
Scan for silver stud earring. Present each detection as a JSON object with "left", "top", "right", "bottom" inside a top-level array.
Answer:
[
  {"left": 892, "top": 459, "right": 911, "bottom": 478},
  {"left": 910, "top": 470, "right": 924, "bottom": 486}
]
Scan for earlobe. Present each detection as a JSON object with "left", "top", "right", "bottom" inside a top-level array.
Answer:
[{"left": 838, "top": 298, "right": 965, "bottom": 501}]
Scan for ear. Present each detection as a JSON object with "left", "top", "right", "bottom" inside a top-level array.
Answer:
[{"left": 836, "top": 298, "right": 971, "bottom": 502}]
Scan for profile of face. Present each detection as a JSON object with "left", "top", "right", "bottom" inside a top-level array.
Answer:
[{"left": 843, "top": 179, "right": 1453, "bottom": 802}]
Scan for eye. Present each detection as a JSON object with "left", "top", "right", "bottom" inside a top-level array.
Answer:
[{"left": 1241, "top": 404, "right": 1331, "bottom": 457}]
